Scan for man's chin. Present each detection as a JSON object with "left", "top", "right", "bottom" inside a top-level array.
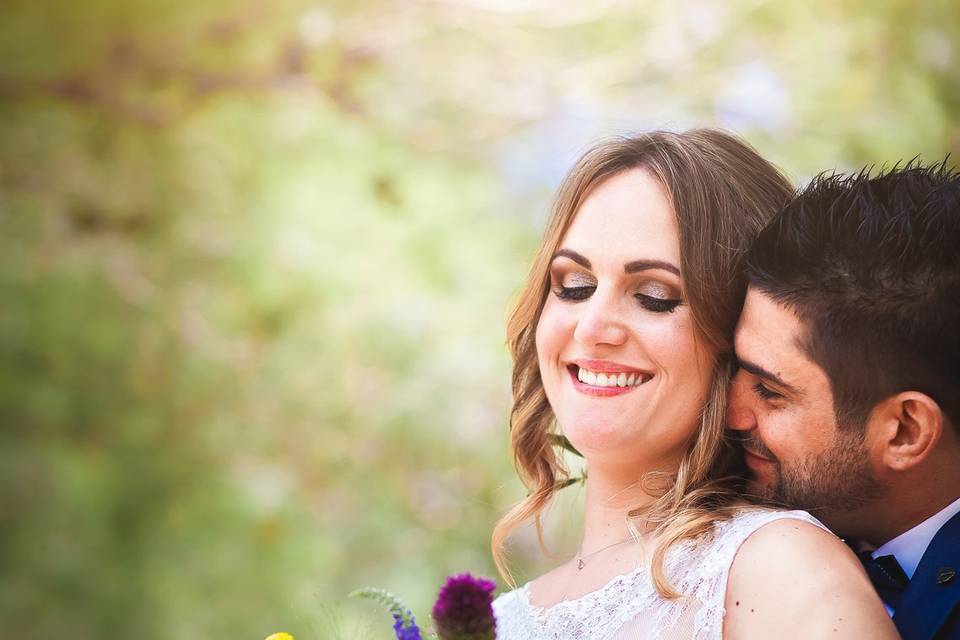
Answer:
[{"left": 745, "top": 477, "right": 779, "bottom": 502}]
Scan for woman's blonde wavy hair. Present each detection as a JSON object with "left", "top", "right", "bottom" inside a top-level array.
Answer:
[{"left": 491, "top": 129, "right": 793, "bottom": 597}]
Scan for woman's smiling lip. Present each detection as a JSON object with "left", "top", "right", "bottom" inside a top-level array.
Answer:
[
  {"left": 566, "top": 358, "right": 654, "bottom": 397},
  {"left": 571, "top": 358, "right": 652, "bottom": 374}
]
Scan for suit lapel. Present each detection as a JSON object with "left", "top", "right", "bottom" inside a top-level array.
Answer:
[{"left": 893, "top": 509, "right": 960, "bottom": 640}]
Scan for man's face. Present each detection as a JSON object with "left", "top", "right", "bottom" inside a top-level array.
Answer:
[{"left": 727, "top": 288, "right": 884, "bottom": 530}]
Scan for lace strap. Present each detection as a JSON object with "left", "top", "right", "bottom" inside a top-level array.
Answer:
[{"left": 690, "top": 509, "right": 829, "bottom": 640}]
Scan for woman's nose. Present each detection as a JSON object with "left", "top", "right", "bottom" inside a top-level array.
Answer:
[{"left": 572, "top": 291, "right": 628, "bottom": 347}]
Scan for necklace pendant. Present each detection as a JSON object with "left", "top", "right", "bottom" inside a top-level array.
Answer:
[{"left": 577, "top": 558, "right": 584, "bottom": 570}]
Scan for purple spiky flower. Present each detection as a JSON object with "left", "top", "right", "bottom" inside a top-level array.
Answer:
[
  {"left": 349, "top": 587, "right": 421, "bottom": 640},
  {"left": 392, "top": 613, "right": 422, "bottom": 640},
  {"left": 431, "top": 573, "right": 497, "bottom": 640}
]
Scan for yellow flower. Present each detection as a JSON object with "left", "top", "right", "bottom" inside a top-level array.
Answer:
[{"left": 265, "top": 633, "right": 294, "bottom": 640}]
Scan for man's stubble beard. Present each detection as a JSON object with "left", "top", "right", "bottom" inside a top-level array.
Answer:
[{"left": 749, "top": 431, "right": 885, "bottom": 531}]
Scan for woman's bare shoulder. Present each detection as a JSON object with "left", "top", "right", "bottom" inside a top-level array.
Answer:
[
  {"left": 524, "top": 561, "right": 577, "bottom": 608},
  {"left": 723, "top": 518, "right": 898, "bottom": 639}
]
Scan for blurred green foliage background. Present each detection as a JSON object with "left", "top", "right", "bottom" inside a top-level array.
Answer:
[{"left": 2, "top": 1, "right": 959, "bottom": 637}]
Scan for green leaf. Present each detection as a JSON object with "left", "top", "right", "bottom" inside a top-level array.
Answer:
[
  {"left": 552, "top": 468, "right": 588, "bottom": 492},
  {"left": 548, "top": 433, "right": 583, "bottom": 458}
]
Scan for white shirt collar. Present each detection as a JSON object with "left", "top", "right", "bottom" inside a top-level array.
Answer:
[{"left": 873, "top": 495, "right": 960, "bottom": 579}]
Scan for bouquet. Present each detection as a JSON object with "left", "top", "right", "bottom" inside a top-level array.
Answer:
[{"left": 350, "top": 572, "right": 498, "bottom": 640}]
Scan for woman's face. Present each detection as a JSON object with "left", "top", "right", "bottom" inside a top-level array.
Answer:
[{"left": 535, "top": 168, "right": 715, "bottom": 470}]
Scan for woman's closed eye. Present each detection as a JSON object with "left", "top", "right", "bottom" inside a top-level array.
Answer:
[
  {"left": 555, "top": 285, "right": 595, "bottom": 300},
  {"left": 635, "top": 293, "right": 681, "bottom": 313},
  {"left": 552, "top": 271, "right": 597, "bottom": 301},
  {"left": 551, "top": 277, "right": 683, "bottom": 312},
  {"left": 634, "top": 281, "right": 682, "bottom": 313}
]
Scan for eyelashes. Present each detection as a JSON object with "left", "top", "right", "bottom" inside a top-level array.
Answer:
[
  {"left": 554, "top": 285, "right": 594, "bottom": 301},
  {"left": 732, "top": 365, "right": 785, "bottom": 403},
  {"left": 636, "top": 293, "right": 681, "bottom": 313},
  {"left": 553, "top": 285, "right": 681, "bottom": 313},
  {"left": 752, "top": 382, "right": 782, "bottom": 400}
]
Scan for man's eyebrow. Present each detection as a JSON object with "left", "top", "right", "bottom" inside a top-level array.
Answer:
[
  {"left": 737, "top": 358, "right": 801, "bottom": 397},
  {"left": 550, "top": 250, "right": 680, "bottom": 277}
]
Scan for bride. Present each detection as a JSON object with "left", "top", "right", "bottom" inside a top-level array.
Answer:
[{"left": 491, "top": 130, "right": 897, "bottom": 639}]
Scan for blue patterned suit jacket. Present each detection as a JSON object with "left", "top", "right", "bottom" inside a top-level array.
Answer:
[{"left": 893, "top": 509, "right": 960, "bottom": 640}]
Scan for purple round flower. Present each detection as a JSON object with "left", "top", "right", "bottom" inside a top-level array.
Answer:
[{"left": 431, "top": 573, "right": 497, "bottom": 640}]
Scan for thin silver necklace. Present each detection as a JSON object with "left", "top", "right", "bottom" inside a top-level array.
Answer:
[{"left": 576, "top": 536, "right": 635, "bottom": 570}]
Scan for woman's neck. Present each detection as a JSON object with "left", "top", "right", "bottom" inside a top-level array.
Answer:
[{"left": 580, "top": 466, "right": 658, "bottom": 553}]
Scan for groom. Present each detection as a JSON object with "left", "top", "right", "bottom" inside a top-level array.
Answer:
[{"left": 727, "top": 162, "right": 960, "bottom": 639}]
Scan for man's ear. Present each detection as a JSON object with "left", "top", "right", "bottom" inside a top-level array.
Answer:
[{"left": 871, "top": 392, "right": 943, "bottom": 471}]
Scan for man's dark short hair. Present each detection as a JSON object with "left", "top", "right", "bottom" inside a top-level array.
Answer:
[{"left": 746, "top": 160, "right": 960, "bottom": 431}]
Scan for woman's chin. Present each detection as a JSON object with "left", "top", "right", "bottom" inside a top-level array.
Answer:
[
  {"left": 564, "top": 422, "right": 641, "bottom": 456},
  {"left": 562, "top": 419, "right": 691, "bottom": 475}
]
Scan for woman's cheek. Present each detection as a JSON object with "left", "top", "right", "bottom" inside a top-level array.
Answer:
[{"left": 535, "top": 302, "right": 572, "bottom": 357}]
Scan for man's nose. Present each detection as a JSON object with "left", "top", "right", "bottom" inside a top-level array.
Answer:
[
  {"left": 572, "top": 290, "right": 628, "bottom": 347},
  {"left": 726, "top": 371, "right": 756, "bottom": 432}
]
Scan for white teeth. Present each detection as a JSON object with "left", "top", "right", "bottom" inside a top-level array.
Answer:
[{"left": 576, "top": 367, "right": 648, "bottom": 388}]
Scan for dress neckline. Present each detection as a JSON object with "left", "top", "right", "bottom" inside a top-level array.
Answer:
[{"left": 520, "top": 563, "right": 648, "bottom": 617}]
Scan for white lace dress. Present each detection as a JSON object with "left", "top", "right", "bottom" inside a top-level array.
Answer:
[{"left": 492, "top": 509, "right": 826, "bottom": 640}]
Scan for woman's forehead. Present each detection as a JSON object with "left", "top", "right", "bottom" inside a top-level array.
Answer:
[{"left": 560, "top": 169, "right": 680, "bottom": 267}]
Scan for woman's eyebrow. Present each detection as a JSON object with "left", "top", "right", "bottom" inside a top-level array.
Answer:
[
  {"left": 624, "top": 259, "right": 680, "bottom": 276},
  {"left": 552, "top": 250, "right": 680, "bottom": 277},
  {"left": 551, "top": 249, "right": 591, "bottom": 268}
]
